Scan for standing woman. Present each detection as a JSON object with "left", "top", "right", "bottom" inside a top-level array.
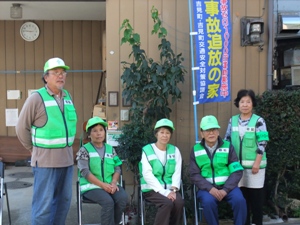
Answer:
[
  {"left": 139, "top": 118, "right": 184, "bottom": 225},
  {"left": 224, "top": 89, "right": 269, "bottom": 225},
  {"left": 77, "top": 117, "right": 128, "bottom": 225}
]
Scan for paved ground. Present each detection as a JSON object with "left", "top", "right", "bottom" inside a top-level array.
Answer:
[{"left": 1, "top": 164, "right": 300, "bottom": 225}]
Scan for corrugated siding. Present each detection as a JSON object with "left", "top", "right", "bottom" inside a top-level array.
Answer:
[
  {"left": 0, "top": 20, "right": 106, "bottom": 138},
  {"left": 106, "top": 0, "right": 268, "bottom": 163}
]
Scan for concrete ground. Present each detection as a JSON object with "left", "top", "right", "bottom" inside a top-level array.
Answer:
[
  {"left": 2, "top": 165, "right": 105, "bottom": 225},
  {"left": 1, "top": 164, "right": 300, "bottom": 225}
]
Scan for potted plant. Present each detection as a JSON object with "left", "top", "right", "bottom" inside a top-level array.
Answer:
[{"left": 116, "top": 6, "right": 186, "bottom": 223}]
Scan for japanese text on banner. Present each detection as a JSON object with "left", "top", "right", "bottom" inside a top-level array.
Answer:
[{"left": 193, "top": 0, "right": 231, "bottom": 104}]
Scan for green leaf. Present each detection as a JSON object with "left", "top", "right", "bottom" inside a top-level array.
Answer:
[
  {"left": 133, "top": 33, "right": 140, "bottom": 43},
  {"left": 160, "top": 27, "right": 167, "bottom": 36}
]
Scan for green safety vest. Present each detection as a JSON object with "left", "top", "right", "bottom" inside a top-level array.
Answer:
[
  {"left": 79, "top": 142, "right": 122, "bottom": 194},
  {"left": 231, "top": 114, "right": 269, "bottom": 169},
  {"left": 194, "top": 141, "right": 243, "bottom": 186},
  {"left": 31, "top": 87, "right": 77, "bottom": 148},
  {"left": 139, "top": 144, "right": 176, "bottom": 192}
]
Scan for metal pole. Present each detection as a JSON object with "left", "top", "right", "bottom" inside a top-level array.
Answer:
[{"left": 188, "top": 0, "right": 199, "bottom": 143}]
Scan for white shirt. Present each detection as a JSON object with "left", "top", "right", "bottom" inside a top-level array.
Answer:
[
  {"left": 140, "top": 143, "right": 182, "bottom": 197},
  {"left": 238, "top": 123, "right": 265, "bottom": 188}
]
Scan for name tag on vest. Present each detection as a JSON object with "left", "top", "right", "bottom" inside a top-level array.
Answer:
[
  {"left": 64, "top": 100, "right": 73, "bottom": 105},
  {"left": 105, "top": 153, "right": 114, "bottom": 159},
  {"left": 217, "top": 148, "right": 229, "bottom": 153},
  {"left": 168, "top": 154, "right": 175, "bottom": 159},
  {"left": 246, "top": 127, "right": 255, "bottom": 132}
]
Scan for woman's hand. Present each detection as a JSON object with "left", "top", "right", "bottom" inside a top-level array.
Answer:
[
  {"left": 100, "top": 182, "right": 113, "bottom": 193},
  {"left": 167, "top": 191, "right": 177, "bottom": 202},
  {"left": 252, "top": 163, "right": 260, "bottom": 174},
  {"left": 252, "top": 154, "right": 263, "bottom": 174},
  {"left": 110, "top": 182, "right": 119, "bottom": 194}
]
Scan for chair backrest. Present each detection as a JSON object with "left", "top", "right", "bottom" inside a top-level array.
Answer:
[
  {"left": 0, "top": 161, "right": 4, "bottom": 179},
  {"left": 80, "top": 121, "right": 90, "bottom": 147}
]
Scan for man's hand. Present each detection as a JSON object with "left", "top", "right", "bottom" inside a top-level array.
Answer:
[{"left": 209, "top": 187, "right": 227, "bottom": 201}]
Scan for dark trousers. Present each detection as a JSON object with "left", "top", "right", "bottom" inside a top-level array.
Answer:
[
  {"left": 240, "top": 187, "right": 264, "bottom": 225},
  {"left": 83, "top": 186, "right": 128, "bottom": 225},
  {"left": 143, "top": 190, "right": 184, "bottom": 225},
  {"left": 197, "top": 187, "right": 247, "bottom": 225}
]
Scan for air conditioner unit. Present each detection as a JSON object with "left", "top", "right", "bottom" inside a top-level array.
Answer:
[{"left": 278, "top": 15, "right": 300, "bottom": 33}]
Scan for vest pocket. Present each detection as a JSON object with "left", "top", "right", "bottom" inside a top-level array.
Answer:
[
  {"left": 66, "top": 108, "right": 77, "bottom": 121},
  {"left": 216, "top": 154, "right": 228, "bottom": 165},
  {"left": 167, "top": 160, "right": 176, "bottom": 174},
  {"left": 106, "top": 160, "right": 115, "bottom": 174},
  {"left": 244, "top": 136, "right": 255, "bottom": 147}
]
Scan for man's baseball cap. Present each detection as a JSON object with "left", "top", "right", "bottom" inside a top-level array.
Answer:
[
  {"left": 200, "top": 115, "right": 220, "bottom": 130},
  {"left": 44, "top": 57, "right": 70, "bottom": 73}
]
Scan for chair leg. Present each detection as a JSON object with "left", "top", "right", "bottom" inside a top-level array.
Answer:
[
  {"left": 193, "top": 185, "right": 199, "bottom": 225},
  {"left": 140, "top": 190, "right": 144, "bottom": 225},
  {"left": 180, "top": 181, "right": 187, "bottom": 225},
  {"left": 121, "top": 212, "right": 125, "bottom": 225},
  {"left": 76, "top": 181, "right": 82, "bottom": 225},
  {"left": 0, "top": 178, "right": 4, "bottom": 225},
  {"left": 4, "top": 184, "right": 11, "bottom": 225}
]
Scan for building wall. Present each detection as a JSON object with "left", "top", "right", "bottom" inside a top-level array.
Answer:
[
  {"left": 0, "top": 20, "right": 105, "bottom": 162},
  {"left": 106, "top": 0, "right": 268, "bottom": 167},
  {"left": 0, "top": 20, "right": 106, "bottom": 137}
]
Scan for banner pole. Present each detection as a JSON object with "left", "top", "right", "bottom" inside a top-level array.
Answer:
[{"left": 188, "top": 0, "right": 199, "bottom": 143}]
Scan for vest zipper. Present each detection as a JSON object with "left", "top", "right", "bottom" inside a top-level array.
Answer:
[
  {"left": 162, "top": 166, "right": 167, "bottom": 189},
  {"left": 101, "top": 157, "right": 105, "bottom": 182},
  {"left": 211, "top": 150, "right": 216, "bottom": 185},
  {"left": 239, "top": 137, "right": 243, "bottom": 165},
  {"left": 54, "top": 93, "right": 69, "bottom": 146}
]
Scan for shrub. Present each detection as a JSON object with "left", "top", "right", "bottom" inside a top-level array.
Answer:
[{"left": 255, "top": 89, "right": 300, "bottom": 217}]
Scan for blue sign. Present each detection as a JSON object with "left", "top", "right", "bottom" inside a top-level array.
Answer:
[{"left": 193, "top": 0, "right": 231, "bottom": 104}]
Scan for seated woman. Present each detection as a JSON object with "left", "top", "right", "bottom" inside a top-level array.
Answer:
[
  {"left": 76, "top": 117, "right": 127, "bottom": 225},
  {"left": 139, "top": 118, "right": 184, "bottom": 225}
]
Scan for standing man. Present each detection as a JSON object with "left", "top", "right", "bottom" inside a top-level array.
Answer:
[
  {"left": 190, "top": 115, "right": 246, "bottom": 225},
  {"left": 16, "top": 57, "right": 77, "bottom": 225}
]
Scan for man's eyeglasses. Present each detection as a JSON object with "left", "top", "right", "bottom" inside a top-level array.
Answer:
[
  {"left": 48, "top": 71, "right": 67, "bottom": 77},
  {"left": 203, "top": 128, "right": 218, "bottom": 134}
]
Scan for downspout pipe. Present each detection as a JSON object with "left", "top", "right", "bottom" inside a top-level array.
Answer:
[{"left": 267, "top": 0, "right": 274, "bottom": 90}]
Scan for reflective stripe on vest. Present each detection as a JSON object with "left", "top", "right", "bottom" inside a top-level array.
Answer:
[
  {"left": 139, "top": 144, "right": 176, "bottom": 192},
  {"left": 231, "top": 114, "right": 267, "bottom": 169},
  {"left": 31, "top": 87, "right": 77, "bottom": 148},
  {"left": 79, "top": 143, "right": 122, "bottom": 194}
]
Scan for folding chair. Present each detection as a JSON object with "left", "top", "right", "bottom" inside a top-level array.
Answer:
[
  {"left": 0, "top": 162, "right": 11, "bottom": 225},
  {"left": 193, "top": 185, "right": 204, "bottom": 225},
  {"left": 140, "top": 180, "right": 187, "bottom": 225},
  {"left": 77, "top": 174, "right": 125, "bottom": 225}
]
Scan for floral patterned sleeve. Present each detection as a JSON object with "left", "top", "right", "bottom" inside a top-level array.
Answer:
[
  {"left": 256, "top": 117, "right": 268, "bottom": 153},
  {"left": 224, "top": 118, "right": 232, "bottom": 142},
  {"left": 76, "top": 147, "right": 91, "bottom": 178}
]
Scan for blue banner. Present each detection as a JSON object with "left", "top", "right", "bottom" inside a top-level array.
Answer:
[{"left": 193, "top": 0, "right": 231, "bottom": 104}]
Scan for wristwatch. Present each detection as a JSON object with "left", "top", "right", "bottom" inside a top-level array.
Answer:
[{"left": 170, "top": 188, "right": 177, "bottom": 193}]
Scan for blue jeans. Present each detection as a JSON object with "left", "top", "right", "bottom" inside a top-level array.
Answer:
[
  {"left": 83, "top": 186, "right": 128, "bottom": 225},
  {"left": 197, "top": 187, "right": 247, "bottom": 225},
  {"left": 31, "top": 165, "right": 73, "bottom": 225}
]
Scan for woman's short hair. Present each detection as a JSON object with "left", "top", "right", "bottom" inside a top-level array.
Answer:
[
  {"left": 87, "top": 123, "right": 106, "bottom": 136},
  {"left": 234, "top": 89, "right": 257, "bottom": 108},
  {"left": 154, "top": 126, "right": 173, "bottom": 136}
]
